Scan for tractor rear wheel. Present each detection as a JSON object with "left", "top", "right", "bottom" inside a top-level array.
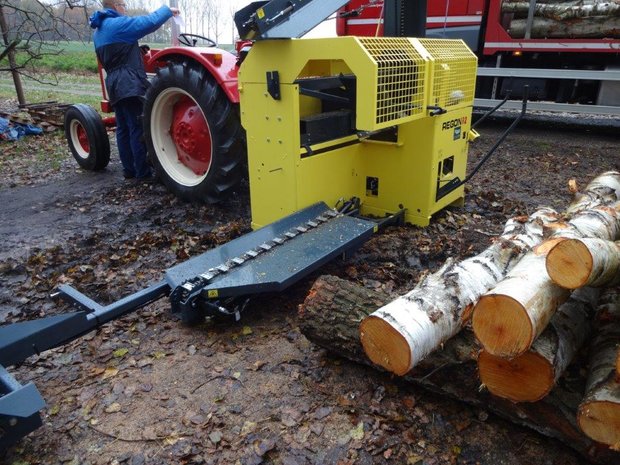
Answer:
[
  {"left": 64, "top": 104, "right": 110, "bottom": 171},
  {"left": 143, "top": 61, "right": 246, "bottom": 203}
]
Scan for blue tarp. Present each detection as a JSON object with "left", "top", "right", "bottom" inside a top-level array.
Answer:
[{"left": 0, "top": 117, "right": 43, "bottom": 141}]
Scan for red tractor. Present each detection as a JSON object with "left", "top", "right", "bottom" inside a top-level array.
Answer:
[{"left": 64, "top": 33, "right": 247, "bottom": 203}]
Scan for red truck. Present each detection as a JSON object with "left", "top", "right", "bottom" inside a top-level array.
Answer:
[{"left": 337, "top": 0, "right": 620, "bottom": 114}]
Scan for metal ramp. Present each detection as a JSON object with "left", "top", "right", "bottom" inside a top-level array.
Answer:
[{"left": 166, "top": 202, "right": 376, "bottom": 300}]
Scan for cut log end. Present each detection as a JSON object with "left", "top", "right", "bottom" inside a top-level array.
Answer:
[
  {"left": 359, "top": 315, "right": 411, "bottom": 376},
  {"left": 478, "top": 350, "right": 554, "bottom": 403},
  {"left": 546, "top": 239, "right": 593, "bottom": 289},
  {"left": 578, "top": 401, "right": 620, "bottom": 449},
  {"left": 472, "top": 294, "right": 533, "bottom": 358}
]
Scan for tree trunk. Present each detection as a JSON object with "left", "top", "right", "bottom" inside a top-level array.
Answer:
[
  {"left": 299, "top": 275, "right": 620, "bottom": 465},
  {"left": 473, "top": 201, "right": 620, "bottom": 358},
  {"left": 578, "top": 287, "right": 620, "bottom": 449},
  {"left": 0, "top": 5, "right": 25, "bottom": 105},
  {"left": 546, "top": 238, "right": 620, "bottom": 289},
  {"left": 478, "top": 287, "right": 599, "bottom": 402},
  {"left": 502, "top": 2, "right": 620, "bottom": 20},
  {"left": 360, "top": 172, "right": 620, "bottom": 375},
  {"left": 359, "top": 207, "right": 559, "bottom": 376},
  {"left": 508, "top": 16, "right": 620, "bottom": 39}
]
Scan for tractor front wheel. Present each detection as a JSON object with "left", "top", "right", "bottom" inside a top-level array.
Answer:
[
  {"left": 64, "top": 104, "right": 110, "bottom": 171},
  {"left": 143, "top": 62, "right": 246, "bottom": 203}
]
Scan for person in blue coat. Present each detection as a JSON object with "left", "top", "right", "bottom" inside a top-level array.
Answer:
[{"left": 90, "top": 2, "right": 179, "bottom": 182}]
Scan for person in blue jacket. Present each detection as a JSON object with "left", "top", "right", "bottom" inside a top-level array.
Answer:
[{"left": 90, "top": 2, "right": 179, "bottom": 182}]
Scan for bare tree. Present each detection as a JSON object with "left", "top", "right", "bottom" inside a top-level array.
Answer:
[
  {"left": 0, "top": 0, "right": 91, "bottom": 105},
  {"left": 228, "top": 1, "right": 238, "bottom": 45}
]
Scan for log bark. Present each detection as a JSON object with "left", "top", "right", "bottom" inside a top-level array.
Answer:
[
  {"left": 359, "top": 207, "right": 559, "bottom": 376},
  {"left": 508, "top": 16, "right": 620, "bottom": 39},
  {"left": 473, "top": 201, "right": 620, "bottom": 358},
  {"left": 546, "top": 238, "right": 620, "bottom": 289},
  {"left": 502, "top": 2, "right": 620, "bottom": 20},
  {"left": 565, "top": 171, "right": 620, "bottom": 216},
  {"left": 577, "top": 287, "right": 620, "bottom": 449},
  {"left": 299, "top": 275, "right": 620, "bottom": 465},
  {"left": 502, "top": 0, "right": 620, "bottom": 4},
  {"left": 478, "top": 287, "right": 599, "bottom": 402},
  {"left": 361, "top": 171, "right": 620, "bottom": 375}
]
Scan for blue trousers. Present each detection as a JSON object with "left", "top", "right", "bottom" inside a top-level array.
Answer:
[{"left": 114, "top": 96, "right": 151, "bottom": 179}]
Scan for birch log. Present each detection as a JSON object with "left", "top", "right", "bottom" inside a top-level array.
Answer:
[
  {"left": 566, "top": 171, "right": 620, "bottom": 216},
  {"left": 473, "top": 201, "right": 620, "bottom": 358},
  {"left": 508, "top": 17, "right": 620, "bottom": 39},
  {"left": 546, "top": 238, "right": 620, "bottom": 289},
  {"left": 478, "top": 287, "right": 599, "bottom": 402},
  {"left": 502, "top": 2, "right": 620, "bottom": 20},
  {"left": 360, "top": 171, "right": 620, "bottom": 375},
  {"left": 578, "top": 287, "right": 620, "bottom": 449},
  {"left": 299, "top": 275, "right": 620, "bottom": 465},
  {"left": 359, "top": 207, "right": 558, "bottom": 376},
  {"left": 502, "top": 0, "right": 620, "bottom": 4}
]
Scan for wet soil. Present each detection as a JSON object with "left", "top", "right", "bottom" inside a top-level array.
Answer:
[{"left": 0, "top": 117, "right": 619, "bottom": 465}]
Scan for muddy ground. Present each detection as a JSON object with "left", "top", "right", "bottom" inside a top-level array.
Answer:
[{"left": 0, "top": 112, "right": 619, "bottom": 465}]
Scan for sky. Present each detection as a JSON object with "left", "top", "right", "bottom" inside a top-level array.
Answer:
[{"left": 171, "top": 0, "right": 337, "bottom": 42}]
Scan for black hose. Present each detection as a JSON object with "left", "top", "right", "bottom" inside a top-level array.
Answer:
[{"left": 463, "top": 86, "right": 529, "bottom": 185}]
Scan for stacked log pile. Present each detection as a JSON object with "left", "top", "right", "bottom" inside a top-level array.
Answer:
[
  {"left": 501, "top": 0, "right": 620, "bottom": 39},
  {"left": 578, "top": 287, "right": 620, "bottom": 449},
  {"left": 299, "top": 171, "right": 620, "bottom": 462}
]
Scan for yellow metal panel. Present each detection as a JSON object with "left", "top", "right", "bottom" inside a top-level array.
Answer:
[
  {"left": 241, "top": 83, "right": 301, "bottom": 228},
  {"left": 417, "top": 38, "right": 478, "bottom": 111},
  {"left": 238, "top": 37, "right": 477, "bottom": 229},
  {"left": 239, "top": 37, "right": 431, "bottom": 132}
]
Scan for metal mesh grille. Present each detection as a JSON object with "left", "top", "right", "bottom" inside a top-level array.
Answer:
[
  {"left": 357, "top": 37, "right": 426, "bottom": 126},
  {"left": 418, "top": 39, "right": 477, "bottom": 110}
]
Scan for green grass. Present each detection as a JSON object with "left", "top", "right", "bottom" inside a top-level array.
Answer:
[
  {"left": 15, "top": 41, "right": 99, "bottom": 73},
  {"left": 0, "top": 71, "right": 102, "bottom": 110}
]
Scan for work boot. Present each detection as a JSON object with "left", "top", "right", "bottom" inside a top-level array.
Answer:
[{"left": 136, "top": 174, "right": 158, "bottom": 185}]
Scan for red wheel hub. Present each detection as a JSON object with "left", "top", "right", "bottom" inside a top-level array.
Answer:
[
  {"left": 170, "top": 96, "right": 212, "bottom": 176},
  {"left": 76, "top": 123, "right": 90, "bottom": 152}
]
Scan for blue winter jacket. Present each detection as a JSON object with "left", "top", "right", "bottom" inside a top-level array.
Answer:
[{"left": 89, "top": 6, "right": 173, "bottom": 106}]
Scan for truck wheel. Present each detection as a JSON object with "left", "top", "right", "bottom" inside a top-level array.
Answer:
[
  {"left": 144, "top": 61, "right": 246, "bottom": 203},
  {"left": 64, "top": 104, "right": 110, "bottom": 171}
]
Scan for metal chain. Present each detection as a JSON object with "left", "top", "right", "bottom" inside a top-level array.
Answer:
[{"left": 170, "top": 208, "right": 341, "bottom": 307}]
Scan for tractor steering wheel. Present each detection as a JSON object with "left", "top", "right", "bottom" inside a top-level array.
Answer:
[{"left": 178, "top": 33, "right": 217, "bottom": 48}]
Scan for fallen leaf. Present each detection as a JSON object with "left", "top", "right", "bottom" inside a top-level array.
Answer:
[
  {"left": 350, "top": 422, "right": 364, "bottom": 441},
  {"left": 251, "top": 361, "right": 267, "bottom": 371},
  {"left": 253, "top": 438, "right": 276, "bottom": 457},
  {"left": 241, "top": 421, "right": 256, "bottom": 435},
  {"left": 164, "top": 435, "right": 180, "bottom": 446},
  {"left": 105, "top": 402, "right": 121, "bottom": 413},
  {"left": 102, "top": 367, "right": 119, "bottom": 380},
  {"left": 113, "top": 348, "right": 129, "bottom": 358},
  {"left": 407, "top": 454, "right": 424, "bottom": 465},
  {"left": 209, "top": 430, "right": 222, "bottom": 444}
]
